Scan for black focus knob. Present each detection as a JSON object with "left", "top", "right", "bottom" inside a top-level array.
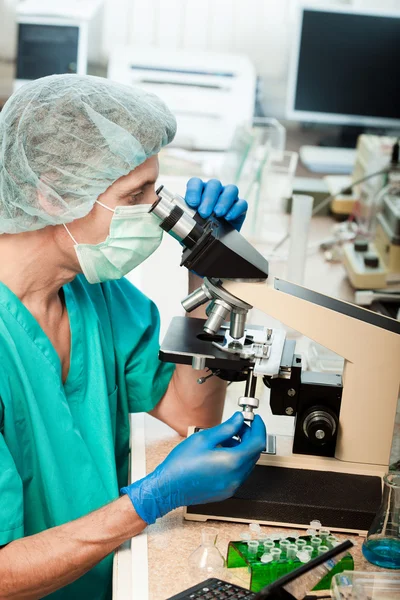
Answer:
[
  {"left": 354, "top": 240, "right": 368, "bottom": 252},
  {"left": 302, "top": 408, "right": 337, "bottom": 446},
  {"left": 364, "top": 253, "right": 380, "bottom": 268}
]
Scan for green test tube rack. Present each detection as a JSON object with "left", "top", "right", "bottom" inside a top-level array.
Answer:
[{"left": 226, "top": 535, "right": 354, "bottom": 593}]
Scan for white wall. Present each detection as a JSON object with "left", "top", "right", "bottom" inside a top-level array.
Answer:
[
  {"left": 99, "top": 0, "right": 400, "bottom": 116},
  {"left": 101, "top": 0, "right": 353, "bottom": 117},
  {"left": 1, "top": 0, "right": 399, "bottom": 115}
]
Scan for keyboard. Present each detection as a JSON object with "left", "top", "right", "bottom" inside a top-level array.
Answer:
[{"left": 166, "top": 577, "right": 257, "bottom": 599}]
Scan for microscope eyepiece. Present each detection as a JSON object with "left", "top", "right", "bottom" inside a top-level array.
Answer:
[
  {"left": 150, "top": 185, "right": 204, "bottom": 249},
  {"left": 151, "top": 184, "right": 269, "bottom": 281}
]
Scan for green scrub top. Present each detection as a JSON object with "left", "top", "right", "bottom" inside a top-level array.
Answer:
[{"left": 0, "top": 275, "right": 175, "bottom": 600}]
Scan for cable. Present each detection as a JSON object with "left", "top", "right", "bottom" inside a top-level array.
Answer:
[{"left": 269, "top": 167, "right": 390, "bottom": 256}]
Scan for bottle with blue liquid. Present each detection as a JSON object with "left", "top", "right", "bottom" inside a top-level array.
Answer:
[{"left": 362, "top": 471, "right": 400, "bottom": 569}]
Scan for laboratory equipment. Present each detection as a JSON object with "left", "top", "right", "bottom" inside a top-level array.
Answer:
[
  {"left": 310, "top": 538, "right": 322, "bottom": 552},
  {"left": 327, "top": 135, "right": 396, "bottom": 220},
  {"left": 263, "top": 541, "right": 275, "bottom": 553},
  {"left": 295, "top": 540, "right": 306, "bottom": 551},
  {"left": 15, "top": 0, "right": 103, "bottom": 89},
  {"left": 331, "top": 570, "right": 400, "bottom": 600},
  {"left": 319, "top": 528, "right": 330, "bottom": 542},
  {"left": 168, "top": 541, "right": 353, "bottom": 599},
  {"left": 355, "top": 289, "right": 400, "bottom": 307},
  {"left": 362, "top": 471, "right": 400, "bottom": 569},
  {"left": 286, "top": 195, "right": 313, "bottom": 285},
  {"left": 310, "top": 520, "right": 321, "bottom": 530},
  {"left": 249, "top": 523, "right": 262, "bottom": 537},
  {"left": 248, "top": 541, "right": 260, "bottom": 556},
  {"left": 245, "top": 149, "right": 298, "bottom": 242},
  {"left": 187, "top": 527, "right": 225, "bottom": 578},
  {"left": 343, "top": 159, "right": 400, "bottom": 288},
  {"left": 107, "top": 47, "right": 256, "bottom": 151},
  {"left": 226, "top": 536, "right": 353, "bottom": 593},
  {"left": 279, "top": 540, "right": 290, "bottom": 554},
  {"left": 286, "top": 6, "right": 400, "bottom": 171},
  {"left": 151, "top": 186, "right": 400, "bottom": 533},
  {"left": 260, "top": 554, "right": 273, "bottom": 564}
]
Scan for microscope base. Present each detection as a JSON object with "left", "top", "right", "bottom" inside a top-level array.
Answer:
[{"left": 184, "top": 464, "right": 382, "bottom": 535}]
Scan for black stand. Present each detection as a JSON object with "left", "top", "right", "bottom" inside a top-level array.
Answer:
[{"left": 186, "top": 465, "right": 382, "bottom": 532}]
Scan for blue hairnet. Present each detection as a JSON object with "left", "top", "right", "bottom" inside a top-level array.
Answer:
[{"left": 0, "top": 74, "right": 176, "bottom": 233}]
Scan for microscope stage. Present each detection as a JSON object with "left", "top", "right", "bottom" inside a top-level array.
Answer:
[{"left": 159, "top": 316, "right": 254, "bottom": 372}]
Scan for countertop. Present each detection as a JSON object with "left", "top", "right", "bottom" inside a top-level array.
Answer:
[
  {"left": 143, "top": 421, "right": 382, "bottom": 600},
  {"left": 114, "top": 215, "right": 382, "bottom": 600}
]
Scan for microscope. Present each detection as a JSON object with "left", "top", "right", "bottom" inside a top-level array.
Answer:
[{"left": 150, "top": 187, "right": 400, "bottom": 534}]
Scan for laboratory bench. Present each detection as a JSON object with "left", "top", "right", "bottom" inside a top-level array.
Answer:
[
  {"left": 113, "top": 216, "right": 383, "bottom": 600},
  {"left": 113, "top": 409, "right": 384, "bottom": 600}
]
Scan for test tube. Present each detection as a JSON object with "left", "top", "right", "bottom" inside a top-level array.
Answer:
[
  {"left": 310, "top": 537, "right": 322, "bottom": 552},
  {"left": 240, "top": 532, "right": 252, "bottom": 544},
  {"left": 287, "top": 544, "right": 297, "bottom": 561},
  {"left": 261, "top": 553, "right": 273, "bottom": 564},
  {"left": 318, "top": 545, "right": 330, "bottom": 556},
  {"left": 310, "top": 520, "right": 322, "bottom": 530},
  {"left": 319, "top": 528, "right": 330, "bottom": 541},
  {"left": 279, "top": 539, "right": 290, "bottom": 555},
  {"left": 326, "top": 535, "right": 339, "bottom": 548},
  {"left": 306, "top": 528, "right": 317, "bottom": 537},
  {"left": 249, "top": 523, "right": 261, "bottom": 538},
  {"left": 296, "top": 539, "right": 307, "bottom": 550},
  {"left": 286, "top": 194, "right": 314, "bottom": 285},
  {"left": 297, "top": 550, "right": 311, "bottom": 563},
  {"left": 248, "top": 541, "right": 259, "bottom": 555},
  {"left": 271, "top": 548, "right": 282, "bottom": 562},
  {"left": 258, "top": 533, "right": 268, "bottom": 543},
  {"left": 303, "top": 545, "right": 313, "bottom": 560},
  {"left": 263, "top": 540, "right": 275, "bottom": 552}
]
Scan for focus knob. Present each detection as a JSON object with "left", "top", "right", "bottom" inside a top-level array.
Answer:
[{"left": 302, "top": 408, "right": 337, "bottom": 446}]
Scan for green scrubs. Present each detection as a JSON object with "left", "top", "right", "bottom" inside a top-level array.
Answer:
[{"left": 0, "top": 275, "right": 174, "bottom": 599}]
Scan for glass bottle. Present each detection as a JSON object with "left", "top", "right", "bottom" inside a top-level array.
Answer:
[
  {"left": 188, "top": 527, "right": 225, "bottom": 578},
  {"left": 362, "top": 472, "right": 400, "bottom": 569}
]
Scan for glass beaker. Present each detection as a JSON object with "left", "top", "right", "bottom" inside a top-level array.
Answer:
[
  {"left": 362, "top": 472, "right": 400, "bottom": 569},
  {"left": 188, "top": 527, "right": 225, "bottom": 578}
]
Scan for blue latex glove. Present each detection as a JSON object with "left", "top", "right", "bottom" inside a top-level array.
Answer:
[
  {"left": 121, "top": 412, "right": 266, "bottom": 525},
  {"left": 185, "top": 178, "right": 248, "bottom": 231}
]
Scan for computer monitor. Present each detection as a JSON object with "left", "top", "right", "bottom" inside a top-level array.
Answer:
[{"left": 287, "top": 6, "right": 400, "bottom": 146}]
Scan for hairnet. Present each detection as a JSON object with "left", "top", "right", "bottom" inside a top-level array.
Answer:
[{"left": 0, "top": 74, "right": 176, "bottom": 233}]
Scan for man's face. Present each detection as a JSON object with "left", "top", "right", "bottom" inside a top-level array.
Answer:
[{"left": 64, "top": 154, "right": 160, "bottom": 247}]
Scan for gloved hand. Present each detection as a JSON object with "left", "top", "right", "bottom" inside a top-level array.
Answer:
[
  {"left": 184, "top": 178, "right": 248, "bottom": 231},
  {"left": 121, "top": 412, "right": 266, "bottom": 525}
]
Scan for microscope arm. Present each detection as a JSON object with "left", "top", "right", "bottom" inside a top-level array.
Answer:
[{"left": 224, "top": 278, "right": 400, "bottom": 468}]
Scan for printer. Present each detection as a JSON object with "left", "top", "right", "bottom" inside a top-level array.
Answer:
[{"left": 107, "top": 47, "right": 256, "bottom": 151}]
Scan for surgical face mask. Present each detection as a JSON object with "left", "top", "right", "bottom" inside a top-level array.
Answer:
[{"left": 63, "top": 201, "right": 163, "bottom": 284}]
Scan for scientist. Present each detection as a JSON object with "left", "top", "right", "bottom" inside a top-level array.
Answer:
[{"left": 0, "top": 75, "right": 266, "bottom": 599}]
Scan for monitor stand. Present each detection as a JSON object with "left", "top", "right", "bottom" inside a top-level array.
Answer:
[
  {"left": 319, "top": 125, "right": 366, "bottom": 149},
  {"left": 299, "top": 145, "right": 357, "bottom": 174},
  {"left": 299, "top": 125, "right": 372, "bottom": 174}
]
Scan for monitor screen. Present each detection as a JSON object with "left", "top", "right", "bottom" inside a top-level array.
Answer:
[
  {"left": 287, "top": 8, "right": 400, "bottom": 127},
  {"left": 17, "top": 24, "right": 79, "bottom": 80}
]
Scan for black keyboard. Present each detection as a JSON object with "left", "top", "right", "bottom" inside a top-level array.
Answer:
[{"left": 166, "top": 577, "right": 256, "bottom": 600}]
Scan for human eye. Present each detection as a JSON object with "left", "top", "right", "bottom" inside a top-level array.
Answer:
[{"left": 127, "top": 191, "right": 145, "bottom": 205}]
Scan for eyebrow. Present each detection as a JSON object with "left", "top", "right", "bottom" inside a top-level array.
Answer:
[{"left": 125, "top": 177, "right": 157, "bottom": 194}]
